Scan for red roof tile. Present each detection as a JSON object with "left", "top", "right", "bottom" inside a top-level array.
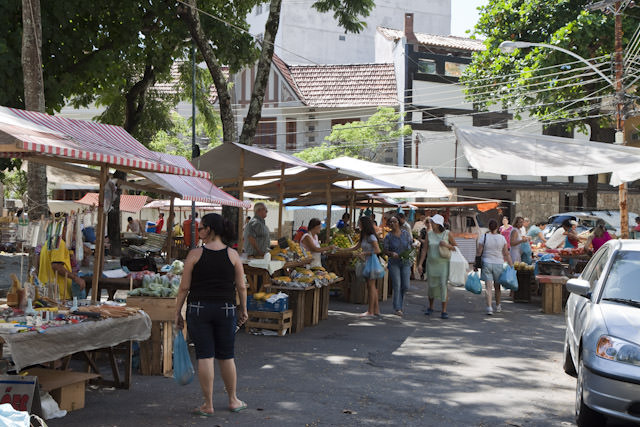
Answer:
[
  {"left": 287, "top": 63, "right": 398, "bottom": 108},
  {"left": 377, "top": 26, "right": 486, "bottom": 52}
]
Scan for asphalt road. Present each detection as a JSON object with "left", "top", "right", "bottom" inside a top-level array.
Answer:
[{"left": 46, "top": 281, "right": 590, "bottom": 427}]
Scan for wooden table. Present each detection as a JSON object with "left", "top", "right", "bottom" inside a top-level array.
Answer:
[
  {"left": 536, "top": 275, "right": 569, "bottom": 314},
  {"left": 243, "top": 257, "right": 313, "bottom": 294},
  {"left": 84, "top": 275, "right": 142, "bottom": 301},
  {"left": 265, "top": 284, "right": 317, "bottom": 333}
]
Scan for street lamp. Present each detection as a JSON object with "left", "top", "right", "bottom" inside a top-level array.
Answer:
[{"left": 499, "top": 39, "right": 630, "bottom": 235}]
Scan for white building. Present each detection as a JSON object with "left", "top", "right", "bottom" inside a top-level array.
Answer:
[{"left": 245, "top": 0, "right": 451, "bottom": 65}]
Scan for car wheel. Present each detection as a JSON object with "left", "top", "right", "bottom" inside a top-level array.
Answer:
[
  {"left": 576, "top": 357, "right": 606, "bottom": 427},
  {"left": 563, "top": 332, "right": 577, "bottom": 377}
]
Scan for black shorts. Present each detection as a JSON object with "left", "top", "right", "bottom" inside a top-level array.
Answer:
[{"left": 186, "top": 300, "right": 236, "bottom": 360}]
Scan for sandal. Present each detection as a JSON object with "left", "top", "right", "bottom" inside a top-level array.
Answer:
[{"left": 230, "top": 401, "right": 248, "bottom": 413}]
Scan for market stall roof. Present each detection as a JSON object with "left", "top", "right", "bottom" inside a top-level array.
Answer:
[
  {"left": 284, "top": 192, "right": 416, "bottom": 208},
  {"left": 194, "top": 142, "right": 320, "bottom": 184},
  {"left": 406, "top": 200, "right": 499, "bottom": 212},
  {"left": 76, "top": 193, "right": 150, "bottom": 213},
  {"left": 320, "top": 157, "right": 452, "bottom": 198},
  {"left": 454, "top": 126, "right": 640, "bottom": 186},
  {"left": 0, "top": 106, "right": 209, "bottom": 179},
  {"left": 144, "top": 198, "right": 232, "bottom": 210},
  {"left": 136, "top": 153, "right": 251, "bottom": 208}
]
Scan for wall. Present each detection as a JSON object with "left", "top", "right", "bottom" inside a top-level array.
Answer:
[
  {"left": 247, "top": 0, "right": 451, "bottom": 65},
  {"left": 514, "top": 190, "right": 560, "bottom": 223},
  {"left": 597, "top": 192, "right": 640, "bottom": 216}
]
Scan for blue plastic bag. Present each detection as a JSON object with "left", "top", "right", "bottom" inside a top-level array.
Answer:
[
  {"left": 173, "top": 330, "right": 195, "bottom": 386},
  {"left": 465, "top": 272, "right": 482, "bottom": 294},
  {"left": 362, "top": 254, "right": 385, "bottom": 279},
  {"left": 498, "top": 265, "right": 519, "bottom": 291}
]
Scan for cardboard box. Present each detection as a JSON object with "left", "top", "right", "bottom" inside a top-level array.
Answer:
[
  {"left": 27, "top": 368, "right": 99, "bottom": 412},
  {"left": 126, "top": 296, "right": 177, "bottom": 321}
]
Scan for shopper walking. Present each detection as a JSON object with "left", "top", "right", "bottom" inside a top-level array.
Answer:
[
  {"left": 477, "top": 219, "right": 513, "bottom": 315},
  {"left": 175, "top": 213, "right": 248, "bottom": 416},
  {"left": 417, "top": 214, "right": 457, "bottom": 319},
  {"left": 383, "top": 216, "right": 413, "bottom": 316},
  {"left": 342, "top": 216, "right": 382, "bottom": 317}
]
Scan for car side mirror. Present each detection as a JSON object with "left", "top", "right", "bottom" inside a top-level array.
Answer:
[{"left": 566, "top": 278, "right": 591, "bottom": 297}]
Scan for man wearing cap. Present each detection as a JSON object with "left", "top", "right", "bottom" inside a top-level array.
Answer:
[{"left": 243, "top": 202, "right": 270, "bottom": 257}]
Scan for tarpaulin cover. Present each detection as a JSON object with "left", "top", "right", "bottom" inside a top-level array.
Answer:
[
  {"left": 76, "top": 193, "right": 149, "bottom": 213},
  {"left": 0, "top": 313, "right": 151, "bottom": 372},
  {"left": 454, "top": 126, "right": 640, "bottom": 186}
]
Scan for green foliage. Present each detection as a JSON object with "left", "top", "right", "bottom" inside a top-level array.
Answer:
[
  {"left": 295, "top": 107, "right": 411, "bottom": 162},
  {"left": 462, "top": 0, "right": 639, "bottom": 130},
  {"left": 312, "top": 0, "right": 375, "bottom": 33},
  {"left": 2, "top": 167, "right": 27, "bottom": 199}
]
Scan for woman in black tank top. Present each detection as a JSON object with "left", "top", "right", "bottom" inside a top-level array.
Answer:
[{"left": 175, "top": 213, "right": 248, "bottom": 415}]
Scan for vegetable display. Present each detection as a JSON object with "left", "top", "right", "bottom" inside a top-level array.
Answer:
[{"left": 128, "top": 273, "right": 181, "bottom": 297}]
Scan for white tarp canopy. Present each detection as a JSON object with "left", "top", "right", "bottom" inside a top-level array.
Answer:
[
  {"left": 320, "top": 157, "right": 452, "bottom": 198},
  {"left": 454, "top": 126, "right": 640, "bottom": 186}
]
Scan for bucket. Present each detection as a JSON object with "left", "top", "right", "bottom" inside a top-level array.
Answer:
[{"left": 146, "top": 221, "right": 156, "bottom": 233}]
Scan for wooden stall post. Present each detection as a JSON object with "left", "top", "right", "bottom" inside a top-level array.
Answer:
[
  {"left": 237, "top": 150, "right": 245, "bottom": 251},
  {"left": 277, "top": 164, "right": 285, "bottom": 238},
  {"left": 325, "top": 182, "right": 332, "bottom": 243},
  {"left": 91, "top": 166, "right": 109, "bottom": 303},
  {"left": 166, "top": 198, "right": 175, "bottom": 261}
]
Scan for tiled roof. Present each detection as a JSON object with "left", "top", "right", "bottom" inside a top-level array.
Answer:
[
  {"left": 377, "top": 26, "right": 486, "bottom": 52},
  {"left": 271, "top": 54, "right": 305, "bottom": 101},
  {"left": 287, "top": 63, "right": 398, "bottom": 107}
]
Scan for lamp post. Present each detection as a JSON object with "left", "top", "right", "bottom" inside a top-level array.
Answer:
[
  {"left": 191, "top": 42, "right": 197, "bottom": 248},
  {"left": 499, "top": 36, "right": 629, "bottom": 237}
]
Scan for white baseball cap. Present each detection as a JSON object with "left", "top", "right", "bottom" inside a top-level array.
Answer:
[{"left": 431, "top": 214, "right": 445, "bottom": 227}]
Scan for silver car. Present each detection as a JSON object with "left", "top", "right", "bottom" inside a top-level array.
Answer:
[{"left": 564, "top": 239, "right": 640, "bottom": 426}]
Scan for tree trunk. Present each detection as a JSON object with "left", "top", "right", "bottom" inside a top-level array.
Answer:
[
  {"left": 21, "top": 0, "right": 48, "bottom": 219},
  {"left": 238, "top": 0, "right": 283, "bottom": 145},
  {"left": 177, "top": 0, "right": 237, "bottom": 144}
]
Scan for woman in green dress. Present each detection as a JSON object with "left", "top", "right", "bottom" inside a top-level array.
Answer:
[{"left": 417, "top": 214, "right": 458, "bottom": 319}]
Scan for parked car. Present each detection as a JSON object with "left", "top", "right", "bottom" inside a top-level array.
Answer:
[
  {"left": 563, "top": 239, "right": 640, "bottom": 426},
  {"left": 544, "top": 210, "right": 638, "bottom": 240}
]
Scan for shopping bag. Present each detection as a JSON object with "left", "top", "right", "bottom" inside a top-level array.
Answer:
[
  {"left": 498, "top": 265, "right": 519, "bottom": 291},
  {"left": 0, "top": 403, "right": 29, "bottom": 427},
  {"left": 521, "top": 241, "right": 532, "bottom": 264},
  {"left": 173, "top": 330, "right": 195, "bottom": 386},
  {"left": 448, "top": 248, "right": 468, "bottom": 285},
  {"left": 362, "top": 254, "right": 385, "bottom": 279},
  {"left": 465, "top": 272, "right": 482, "bottom": 294}
]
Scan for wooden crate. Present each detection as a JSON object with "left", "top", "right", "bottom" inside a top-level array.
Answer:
[
  {"left": 246, "top": 310, "right": 292, "bottom": 336},
  {"left": 538, "top": 275, "right": 568, "bottom": 314},
  {"left": 28, "top": 368, "right": 100, "bottom": 412},
  {"left": 126, "top": 296, "right": 176, "bottom": 322}
]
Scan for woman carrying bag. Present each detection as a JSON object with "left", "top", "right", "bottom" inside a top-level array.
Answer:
[
  {"left": 383, "top": 215, "right": 413, "bottom": 316},
  {"left": 477, "top": 219, "right": 513, "bottom": 315},
  {"left": 342, "top": 216, "right": 383, "bottom": 317},
  {"left": 417, "top": 214, "right": 457, "bottom": 319}
]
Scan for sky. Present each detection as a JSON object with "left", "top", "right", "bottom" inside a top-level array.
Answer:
[{"left": 450, "top": 0, "right": 488, "bottom": 37}]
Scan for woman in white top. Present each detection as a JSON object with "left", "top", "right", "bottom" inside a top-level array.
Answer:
[
  {"left": 509, "top": 216, "right": 529, "bottom": 263},
  {"left": 300, "top": 218, "right": 335, "bottom": 268},
  {"left": 477, "top": 219, "right": 513, "bottom": 315}
]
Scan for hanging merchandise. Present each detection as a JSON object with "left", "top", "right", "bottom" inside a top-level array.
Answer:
[
  {"left": 65, "top": 214, "right": 73, "bottom": 248},
  {"left": 103, "top": 178, "right": 118, "bottom": 213},
  {"left": 75, "top": 211, "right": 84, "bottom": 262}
]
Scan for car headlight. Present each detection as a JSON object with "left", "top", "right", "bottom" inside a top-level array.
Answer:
[{"left": 596, "top": 335, "right": 640, "bottom": 367}]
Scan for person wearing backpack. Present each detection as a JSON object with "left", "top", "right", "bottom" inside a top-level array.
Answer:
[{"left": 477, "top": 219, "right": 513, "bottom": 315}]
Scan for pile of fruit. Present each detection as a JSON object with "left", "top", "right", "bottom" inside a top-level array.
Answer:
[
  {"left": 545, "top": 246, "right": 586, "bottom": 257},
  {"left": 329, "top": 233, "right": 352, "bottom": 249},
  {"left": 128, "top": 273, "right": 181, "bottom": 297},
  {"left": 252, "top": 292, "right": 277, "bottom": 301},
  {"left": 269, "top": 239, "right": 308, "bottom": 262},
  {"left": 271, "top": 266, "right": 339, "bottom": 288},
  {"left": 513, "top": 261, "right": 534, "bottom": 272}
]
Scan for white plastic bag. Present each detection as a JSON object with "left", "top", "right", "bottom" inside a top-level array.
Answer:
[
  {"left": 0, "top": 403, "right": 30, "bottom": 427},
  {"left": 448, "top": 248, "right": 468, "bottom": 286}
]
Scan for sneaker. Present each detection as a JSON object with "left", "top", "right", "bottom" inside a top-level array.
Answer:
[
  {"left": 496, "top": 304, "right": 502, "bottom": 313},
  {"left": 424, "top": 308, "right": 433, "bottom": 316},
  {"left": 486, "top": 306, "right": 493, "bottom": 315},
  {"left": 441, "top": 312, "right": 449, "bottom": 319}
]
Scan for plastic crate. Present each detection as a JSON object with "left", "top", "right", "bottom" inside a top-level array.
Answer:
[{"left": 247, "top": 295, "right": 289, "bottom": 312}]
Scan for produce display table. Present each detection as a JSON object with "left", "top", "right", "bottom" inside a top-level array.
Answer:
[
  {"left": 265, "top": 284, "right": 317, "bottom": 333},
  {"left": 243, "top": 257, "right": 313, "bottom": 294},
  {"left": 514, "top": 270, "right": 535, "bottom": 303},
  {"left": 536, "top": 275, "right": 569, "bottom": 314},
  {"left": 326, "top": 253, "right": 355, "bottom": 301},
  {"left": 0, "top": 312, "right": 151, "bottom": 389},
  {"left": 84, "top": 275, "right": 142, "bottom": 301}
]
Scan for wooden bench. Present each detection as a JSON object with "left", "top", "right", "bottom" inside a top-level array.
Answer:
[{"left": 128, "top": 233, "right": 167, "bottom": 257}]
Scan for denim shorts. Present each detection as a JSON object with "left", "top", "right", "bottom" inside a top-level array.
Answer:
[
  {"left": 186, "top": 300, "right": 237, "bottom": 360},
  {"left": 481, "top": 262, "right": 504, "bottom": 283}
]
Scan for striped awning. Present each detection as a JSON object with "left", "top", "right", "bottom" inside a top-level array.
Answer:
[
  {"left": 76, "top": 193, "right": 150, "bottom": 213},
  {"left": 139, "top": 154, "right": 251, "bottom": 209},
  {"left": 0, "top": 106, "right": 209, "bottom": 179}
]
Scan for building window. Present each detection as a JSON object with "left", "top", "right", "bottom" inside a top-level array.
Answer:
[
  {"left": 308, "top": 136, "right": 315, "bottom": 143},
  {"left": 331, "top": 118, "right": 360, "bottom": 127},
  {"left": 254, "top": 118, "right": 277, "bottom": 149},
  {"left": 445, "top": 62, "right": 467, "bottom": 77},
  {"left": 418, "top": 59, "right": 436, "bottom": 74},
  {"left": 256, "top": 4, "right": 262, "bottom": 15},
  {"left": 286, "top": 120, "right": 297, "bottom": 151},
  {"left": 339, "top": 35, "right": 346, "bottom": 41}
]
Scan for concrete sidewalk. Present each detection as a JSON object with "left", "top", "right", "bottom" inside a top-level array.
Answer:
[{"left": 47, "top": 281, "right": 585, "bottom": 426}]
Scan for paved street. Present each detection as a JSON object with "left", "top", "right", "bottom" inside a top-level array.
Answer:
[{"left": 47, "top": 282, "right": 585, "bottom": 427}]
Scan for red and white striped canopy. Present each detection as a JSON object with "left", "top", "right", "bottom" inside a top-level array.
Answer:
[
  {"left": 76, "top": 193, "right": 150, "bottom": 213},
  {"left": 141, "top": 154, "right": 251, "bottom": 209},
  {"left": 0, "top": 106, "right": 209, "bottom": 179}
]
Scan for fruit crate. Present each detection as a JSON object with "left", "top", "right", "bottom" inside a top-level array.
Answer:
[
  {"left": 246, "top": 309, "right": 292, "bottom": 336},
  {"left": 247, "top": 295, "right": 289, "bottom": 312}
]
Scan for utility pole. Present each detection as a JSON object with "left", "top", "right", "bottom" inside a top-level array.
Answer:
[{"left": 191, "top": 42, "right": 198, "bottom": 248}]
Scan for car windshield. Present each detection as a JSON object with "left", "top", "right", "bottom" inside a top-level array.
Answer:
[
  {"left": 549, "top": 215, "right": 573, "bottom": 225},
  {"left": 601, "top": 251, "right": 640, "bottom": 303}
]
